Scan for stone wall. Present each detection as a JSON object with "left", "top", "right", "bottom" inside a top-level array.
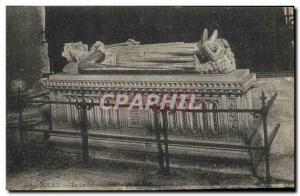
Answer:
[
  {"left": 6, "top": 6, "right": 49, "bottom": 93},
  {"left": 252, "top": 77, "right": 294, "bottom": 156}
]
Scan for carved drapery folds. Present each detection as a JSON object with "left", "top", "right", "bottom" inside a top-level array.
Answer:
[{"left": 61, "top": 29, "right": 236, "bottom": 74}]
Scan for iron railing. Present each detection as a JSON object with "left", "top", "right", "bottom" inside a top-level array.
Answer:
[{"left": 11, "top": 88, "right": 280, "bottom": 184}]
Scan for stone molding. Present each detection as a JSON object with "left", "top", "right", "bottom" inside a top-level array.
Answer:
[{"left": 43, "top": 70, "right": 255, "bottom": 95}]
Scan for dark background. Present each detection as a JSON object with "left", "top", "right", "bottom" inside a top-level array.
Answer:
[{"left": 46, "top": 6, "right": 294, "bottom": 73}]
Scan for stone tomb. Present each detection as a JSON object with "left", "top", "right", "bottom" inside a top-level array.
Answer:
[
  {"left": 42, "top": 31, "right": 260, "bottom": 171},
  {"left": 43, "top": 70, "right": 256, "bottom": 158}
]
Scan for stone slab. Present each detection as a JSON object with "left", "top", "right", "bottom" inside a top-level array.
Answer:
[
  {"left": 44, "top": 69, "right": 256, "bottom": 95},
  {"left": 49, "top": 69, "right": 251, "bottom": 82}
]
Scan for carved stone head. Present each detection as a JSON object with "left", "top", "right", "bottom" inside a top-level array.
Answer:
[
  {"left": 62, "top": 42, "right": 89, "bottom": 62},
  {"left": 62, "top": 41, "right": 106, "bottom": 63}
]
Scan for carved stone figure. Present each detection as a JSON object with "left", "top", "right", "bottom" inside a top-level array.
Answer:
[
  {"left": 62, "top": 29, "right": 236, "bottom": 74},
  {"left": 195, "top": 29, "right": 236, "bottom": 73}
]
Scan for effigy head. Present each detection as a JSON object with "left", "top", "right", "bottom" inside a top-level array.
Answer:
[
  {"left": 62, "top": 42, "right": 89, "bottom": 62},
  {"left": 62, "top": 41, "right": 105, "bottom": 63},
  {"left": 196, "top": 29, "right": 236, "bottom": 73}
]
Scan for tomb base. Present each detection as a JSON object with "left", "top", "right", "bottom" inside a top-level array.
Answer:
[{"left": 42, "top": 69, "right": 257, "bottom": 168}]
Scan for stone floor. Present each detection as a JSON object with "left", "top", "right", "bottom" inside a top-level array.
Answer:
[{"left": 6, "top": 153, "right": 295, "bottom": 191}]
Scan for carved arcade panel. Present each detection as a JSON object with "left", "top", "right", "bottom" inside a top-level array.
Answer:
[{"left": 50, "top": 92, "right": 244, "bottom": 142}]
